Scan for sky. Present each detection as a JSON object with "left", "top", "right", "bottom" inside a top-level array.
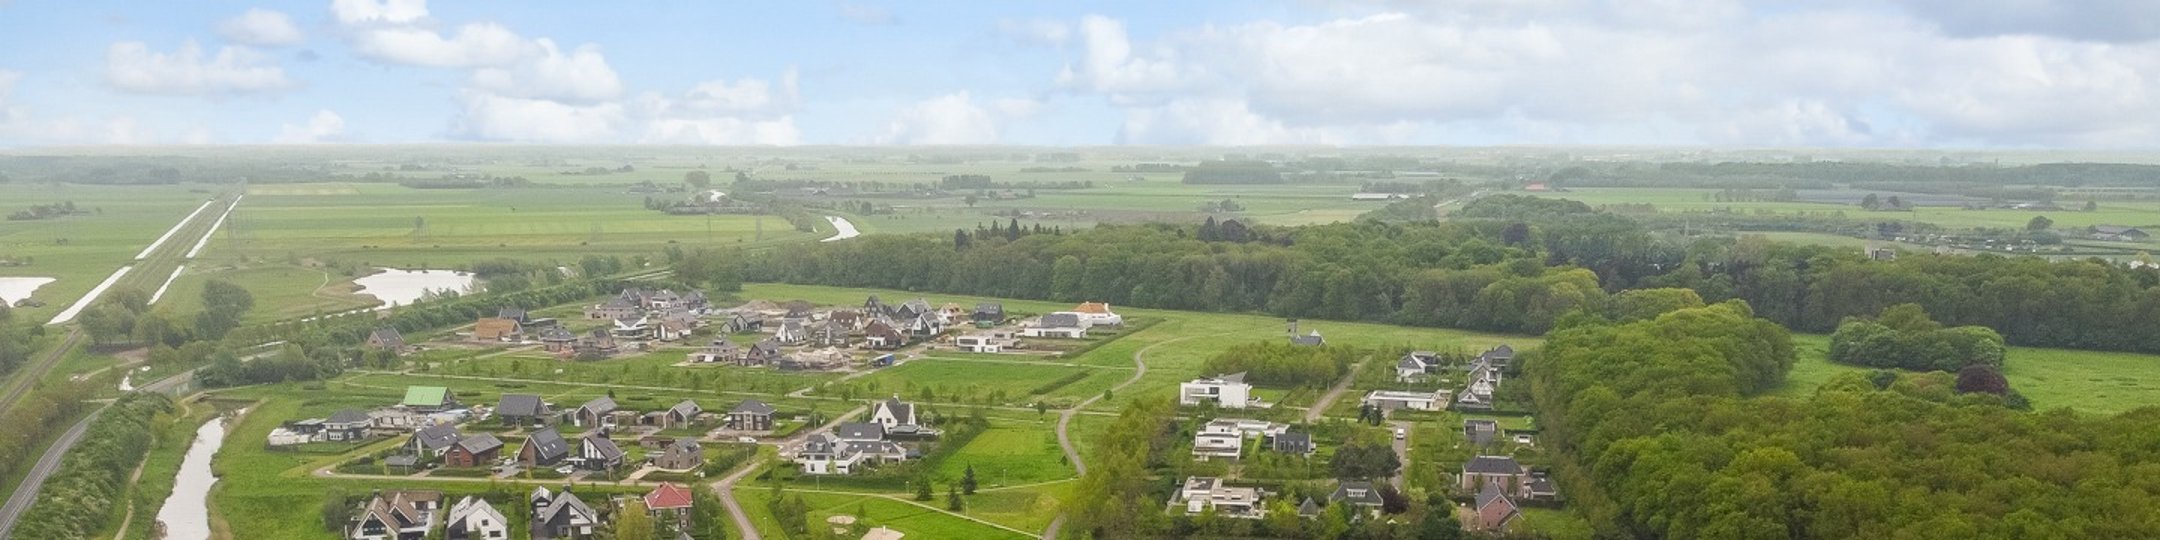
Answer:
[{"left": 1, "top": 0, "right": 2157, "bottom": 148}]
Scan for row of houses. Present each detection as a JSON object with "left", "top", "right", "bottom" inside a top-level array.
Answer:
[
  {"left": 344, "top": 483, "right": 701, "bottom": 540},
  {"left": 1172, "top": 478, "right": 1393, "bottom": 521},
  {"left": 493, "top": 393, "right": 777, "bottom": 433},
  {"left": 269, "top": 386, "right": 466, "bottom": 447},
  {"left": 1364, "top": 345, "right": 1516, "bottom": 414},
  {"left": 792, "top": 398, "right": 939, "bottom": 475},
  {"left": 1190, "top": 418, "right": 1313, "bottom": 461}
]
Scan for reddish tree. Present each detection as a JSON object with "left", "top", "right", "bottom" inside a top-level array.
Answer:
[{"left": 1955, "top": 364, "right": 2010, "bottom": 395}]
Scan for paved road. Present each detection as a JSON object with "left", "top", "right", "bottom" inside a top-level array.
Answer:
[
  {"left": 1306, "top": 356, "right": 1369, "bottom": 423},
  {"left": 0, "top": 328, "right": 84, "bottom": 412},
  {"left": 1046, "top": 333, "right": 1228, "bottom": 540},
  {"left": 711, "top": 404, "right": 867, "bottom": 540},
  {"left": 1390, "top": 420, "right": 1412, "bottom": 489},
  {"left": 0, "top": 407, "right": 103, "bottom": 538}
]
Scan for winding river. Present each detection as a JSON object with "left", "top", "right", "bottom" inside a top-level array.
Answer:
[{"left": 153, "top": 416, "right": 229, "bottom": 540}]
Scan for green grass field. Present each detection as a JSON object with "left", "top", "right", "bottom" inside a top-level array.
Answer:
[
  {"left": 1521, "top": 187, "right": 2160, "bottom": 231},
  {"left": 831, "top": 359, "right": 1104, "bottom": 406},
  {"left": 0, "top": 183, "right": 226, "bottom": 321},
  {"left": 1774, "top": 334, "right": 2160, "bottom": 415}
]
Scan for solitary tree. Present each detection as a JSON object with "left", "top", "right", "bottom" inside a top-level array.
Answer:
[
  {"left": 915, "top": 478, "right": 933, "bottom": 501},
  {"left": 947, "top": 485, "right": 965, "bottom": 511},
  {"left": 685, "top": 170, "right": 712, "bottom": 190},
  {"left": 2027, "top": 215, "right": 2054, "bottom": 231},
  {"left": 962, "top": 465, "right": 979, "bottom": 494}
]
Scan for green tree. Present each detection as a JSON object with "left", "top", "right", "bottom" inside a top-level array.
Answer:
[
  {"left": 915, "top": 478, "right": 933, "bottom": 501},
  {"left": 962, "top": 465, "right": 978, "bottom": 494},
  {"left": 685, "top": 170, "right": 712, "bottom": 190},
  {"left": 2026, "top": 215, "right": 2054, "bottom": 231},
  {"left": 946, "top": 485, "right": 965, "bottom": 511}
]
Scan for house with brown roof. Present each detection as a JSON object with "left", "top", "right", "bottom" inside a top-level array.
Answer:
[
  {"left": 473, "top": 317, "right": 522, "bottom": 341},
  {"left": 1472, "top": 482, "right": 1520, "bottom": 531},
  {"left": 863, "top": 319, "right": 906, "bottom": 349},
  {"left": 1071, "top": 301, "right": 1123, "bottom": 326}
]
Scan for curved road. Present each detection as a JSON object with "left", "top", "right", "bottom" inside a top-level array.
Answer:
[
  {"left": 710, "top": 404, "right": 867, "bottom": 540},
  {"left": 1044, "top": 333, "right": 1224, "bottom": 540},
  {"left": 0, "top": 407, "right": 101, "bottom": 539},
  {"left": 821, "top": 216, "right": 860, "bottom": 242}
]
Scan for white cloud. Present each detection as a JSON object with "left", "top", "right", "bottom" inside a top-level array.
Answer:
[
  {"left": 346, "top": 22, "right": 538, "bottom": 68},
  {"left": 331, "top": 0, "right": 429, "bottom": 25},
  {"left": 1053, "top": 8, "right": 2160, "bottom": 147},
  {"left": 875, "top": 92, "right": 1011, "bottom": 145},
  {"left": 837, "top": 3, "right": 896, "bottom": 25},
  {"left": 468, "top": 41, "right": 623, "bottom": 103},
  {"left": 275, "top": 109, "right": 349, "bottom": 143},
  {"left": 452, "top": 91, "right": 625, "bottom": 142},
  {"left": 676, "top": 68, "right": 799, "bottom": 118},
  {"left": 105, "top": 41, "right": 294, "bottom": 96},
  {"left": 218, "top": 9, "right": 305, "bottom": 47},
  {"left": 997, "top": 18, "right": 1072, "bottom": 46}
]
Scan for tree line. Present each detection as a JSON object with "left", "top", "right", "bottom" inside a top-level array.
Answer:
[
  {"left": 738, "top": 194, "right": 2160, "bottom": 356},
  {"left": 1530, "top": 300, "right": 2160, "bottom": 538},
  {"left": 10, "top": 392, "right": 172, "bottom": 540},
  {"left": 1199, "top": 342, "right": 1360, "bottom": 388},
  {"left": 1828, "top": 304, "right": 2007, "bottom": 372}
]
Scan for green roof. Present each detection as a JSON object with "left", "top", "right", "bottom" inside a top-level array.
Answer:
[{"left": 402, "top": 386, "right": 451, "bottom": 407}]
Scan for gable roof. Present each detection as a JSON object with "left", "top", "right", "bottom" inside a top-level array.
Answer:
[
  {"left": 731, "top": 399, "right": 776, "bottom": 415},
  {"left": 1073, "top": 301, "right": 1113, "bottom": 314},
  {"left": 1396, "top": 355, "right": 1428, "bottom": 371},
  {"left": 326, "top": 408, "right": 370, "bottom": 424},
  {"left": 497, "top": 306, "right": 527, "bottom": 320},
  {"left": 644, "top": 483, "right": 695, "bottom": 510},
  {"left": 1040, "top": 312, "right": 1083, "bottom": 328},
  {"left": 579, "top": 396, "right": 618, "bottom": 415},
  {"left": 1475, "top": 481, "right": 1517, "bottom": 513},
  {"left": 1297, "top": 497, "right": 1322, "bottom": 517},
  {"left": 836, "top": 422, "right": 885, "bottom": 440},
  {"left": 1464, "top": 455, "right": 1523, "bottom": 475},
  {"left": 535, "top": 489, "right": 597, "bottom": 525},
  {"left": 668, "top": 399, "right": 701, "bottom": 417},
  {"left": 457, "top": 433, "right": 504, "bottom": 455},
  {"left": 474, "top": 317, "right": 520, "bottom": 336},
  {"left": 1331, "top": 480, "right": 1384, "bottom": 506},
  {"left": 496, "top": 394, "right": 545, "bottom": 417},
  {"left": 369, "top": 327, "right": 405, "bottom": 346},
  {"left": 583, "top": 434, "right": 625, "bottom": 460},
  {"left": 876, "top": 398, "right": 913, "bottom": 424},
  {"left": 402, "top": 386, "right": 452, "bottom": 407},
  {"left": 524, "top": 428, "right": 570, "bottom": 460},
  {"left": 414, "top": 424, "right": 460, "bottom": 450},
  {"left": 750, "top": 337, "right": 784, "bottom": 355},
  {"left": 446, "top": 496, "right": 506, "bottom": 532}
]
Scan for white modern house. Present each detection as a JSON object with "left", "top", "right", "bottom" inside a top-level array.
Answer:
[
  {"left": 1364, "top": 390, "right": 1445, "bottom": 411},
  {"left": 444, "top": 496, "right": 509, "bottom": 540},
  {"left": 1176, "top": 477, "right": 1267, "bottom": 518},
  {"left": 1021, "top": 312, "right": 1090, "bottom": 339},
  {"left": 1192, "top": 428, "right": 1244, "bottom": 461},
  {"left": 1179, "top": 373, "right": 1254, "bottom": 409}
]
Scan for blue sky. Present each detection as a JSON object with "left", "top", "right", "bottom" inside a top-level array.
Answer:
[{"left": 2, "top": 0, "right": 2158, "bottom": 147}]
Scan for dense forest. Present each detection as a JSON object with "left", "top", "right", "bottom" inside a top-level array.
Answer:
[
  {"left": 739, "top": 195, "right": 2160, "bottom": 354},
  {"left": 1827, "top": 304, "right": 2007, "bottom": 372},
  {"left": 1529, "top": 301, "right": 2160, "bottom": 538}
]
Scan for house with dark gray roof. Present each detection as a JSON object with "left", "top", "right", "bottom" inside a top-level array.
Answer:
[
  {"left": 447, "top": 433, "right": 503, "bottom": 468},
  {"left": 325, "top": 409, "right": 372, "bottom": 441},
  {"left": 652, "top": 438, "right": 704, "bottom": 470},
  {"left": 412, "top": 424, "right": 461, "bottom": 457},
  {"left": 518, "top": 427, "right": 571, "bottom": 467},
  {"left": 495, "top": 394, "right": 549, "bottom": 426},
  {"left": 1460, "top": 455, "right": 1527, "bottom": 495},
  {"left": 1290, "top": 329, "right": 1324, "bottom": 346},
  {"left": 1270, "top": 431, "right": 1314, "bottom": 456},
  {"left": 744, "top": 337, "right": 784, "bottom": 365},
  {"left": 835, "top": 422, "right": 885, "bottom": 441},
  {"left": 529, "top": 487, "right": 600, "bottom": 539},
  {"left": 572, "top": 397, "right": 618, "bottom": 429},
  {"left": 971, "top": 302, "right": 1005, "bottom": 325},
  {"left": 578, "top": 434, "right": 627, "bottom": 472},
  {"left": 1330, "top": 480, "right": 1384, "bottom": 508},
  {"left": 1022, "top": 312, "right": 1088, "bottom": 338},
  {"left": 365, "top": 327, "right": 408, "bottom": 354},
  {"left": 728, "top": 400, "right": 776, "bottom": 431}
]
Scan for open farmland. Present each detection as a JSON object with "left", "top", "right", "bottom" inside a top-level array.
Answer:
[
  {"left": 1521, "top": 187, "right": 2160, "bottom": 230},
  {"left": 0, "top": 184, "right": 223, "bottom": 320}
]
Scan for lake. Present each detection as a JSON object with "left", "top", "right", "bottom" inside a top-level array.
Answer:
[
  {"left": 154, "top": 416, "right": 228, "bottom": 540},
  {"left": 0, "top": 276, "right": 55, "bottom": 304},
  {"left": 353, "top": 268, "right": 477, "bottom": 309}
]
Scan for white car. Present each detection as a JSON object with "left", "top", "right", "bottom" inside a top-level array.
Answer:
[
  {"left": 555, "top": 465, "right": 575, "bottom": 475},
  {"left": 737, "top": 436, "right": 758, "bottom": 443},
  {"left": 1394, "top": 428, "right": 1406, "bottom": 440}
]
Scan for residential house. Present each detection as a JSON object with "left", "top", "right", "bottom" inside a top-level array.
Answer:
[
  {"left": 1471, "top": 482, "right": 1520, "bottom": 531},
  {"left": 412, "top": 424, "right": 461, "bottom": 457},
  {"left": 1175, "top": 477, "right": 1266, "bottom": 518},
  {"left": 643, "top": 483, "right": 696, "bottom": 532},
  {"left": 893, "top": 298, "right": 933, "bottom": 321},
  {"left": 793, "top": 428, "right": 910, "bottom": 475},
  {"left": 1364, "top": 390, "right": 1444, "bottom": 412},
  {"left": 538, "top": 326, "right": 578, "bottom": 353},
  {"left": 687, "top": 340, "right": 741, "bottom": 363},
  {"left": 783, "top": 300, "right": 817, "bottom": 320},
  {"left": 862, "top": 319, "right": 907, "bottom": 349},
  {"left": 1478, "top": 345, "right": 1515, "bottom": 368},
  {"left": 401, "top": 386, "right": 457, "bottom": 412},
  {"left": 723, "top": 312, "right": 765, "bottom": 334},
  {"left": 498, "top": 306, "right": 530, "bottom": 324},
  {"left": 828, "top": 309, "right": 865, "bottom": 331},
  {"left": 1271, "top": 431, "right": 1315, "bottom": 456},
  {"left": 1297, "top": 498, "right": 1322, "bottom": 519},
  {"left": 1180, "top": 373, "right": 1253, "bottom": 408},
  {"left": 1191, "top": 427, "right": 1244, "bottom": 461},
  {"left": 447, "top": 433, "right": 504, "bottom": 468},
  {"left": 529, "top": 487, "right": 601, "bottom": 539},
  {"left": 809, "top": 320, "right": 851, "bottom": 347},
  {"left": 937, "top": 302, "right": 968, "bottom": 322},
  {"left": 862, "top": 295, "right": 888, "bottom": 315},
  {"left": 1396, "top": 351, "right": 1439, "bottom": 383},
  {"left": 1460, "top": 455, "right": 1527, "bottom": 495},
  {"left": 728, "top": 400, "right": 777, "bottom": 431},
  {"left": 903, "top": 311, "right": 946, "bottom": 339},
  {"left": 1456, "top": 359, "right": 1504, "bottom": 412},
  {"left": 495, "top": 394, "right": 549, "bottom": 427},
  {"left": 325, "top": 409, "right": 372, "bottom": 441},
  {"left": 954, "top": 332, "right": 1012, "bottom": 353},
  {"left": 651, "top": 438, "right": 704, "bottom": 470},
  {"left": 2093, "top": 225, "right": 2152, "bottom": 242},
  {"left": 1867, "top": 247, "right": 1897, "bottom": 261},
  {"left": 1071, "top": 301, "right": 1123, "bottom": 326},
  {"left": 1021, "top": 312, "right": 1089, "bottom": 339},
  {"left": 610, "top": 316, "right": 653, "bottom": 340},
  {"left": 585, "top": 295, "right": 641, "bottom": 320},
  {"left": 269, "top": 418, "right": 327, "bottom": 446},
  {"left": 365, "top": 327, "right": 408, "bottom": 354},
  {"left": 473, "top": 317, "right": 522, "bottom": 341},
  {"left": 653, "top": 311, "right": 698, "bottom": 341},
  {"left": 1290, "top": 329, "right": 1325, "bottom": 346},
  {"left": 572, "top": 397, "right": 618, "bottom": 429},
  {"left": 869, "top": 397, "right": 918, "bottom": 429},
  {"left": 347, "top": 490, "right": 442, "bottom": 540},
  {"left": 1330, "top": 480, "right": 1385, "bottom": 510},
  {"left": 642, "top": 289, "right": 683, "bottom": 310},
  {"left": 519, "top": 428, "right": 571, "bottom": 467},
  {"left": 681, "top": 291, "right": 710, "bottom": 312},
  {"left": 1464, "top": 419, "right": 1499, "bottom": 447},
  {"left": 1205, "top": 418, "right": 1289, "bottom": 438},
  {"left": 971, "top": 302, "right": 1005, "bottom": 325},
  {"left": 574, "top": 329, "right": 619, "bottom": 357},
  {"left": 660, "top": 400, "right": 702, "bottom": 429},
  {"left": 744, "top": 338, "right": 784, "bottom": 366},
  {"left": 577, "top": 434, "right": 627, "bottom": 472},
  {"left": 1526, "top": 474, "right": 1559, "bottom": 501},
  {"left": 774, "top": 320, "right": 807, "bottom": 345},
  {"left": 444, "top": 496, "right": 509, "bottom": 540}
]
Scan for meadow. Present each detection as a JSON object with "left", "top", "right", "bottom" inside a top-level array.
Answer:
[
  {"left": 1523, "top": 187, "right": 2160, "bottom": 231},
  {"left": 1775, "top": 334, "right": 2160, "bottom": 415},
  {"left": 0, "top": 183, "right": 225, "bottom": 321}
]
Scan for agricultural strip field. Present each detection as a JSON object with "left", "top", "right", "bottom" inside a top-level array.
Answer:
[
  {"left": 0, "top": 184, "right": 225, "bottom": 322},
  {"left": 1518, "top": 187, "right": 2160, "bottom": 230}
]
